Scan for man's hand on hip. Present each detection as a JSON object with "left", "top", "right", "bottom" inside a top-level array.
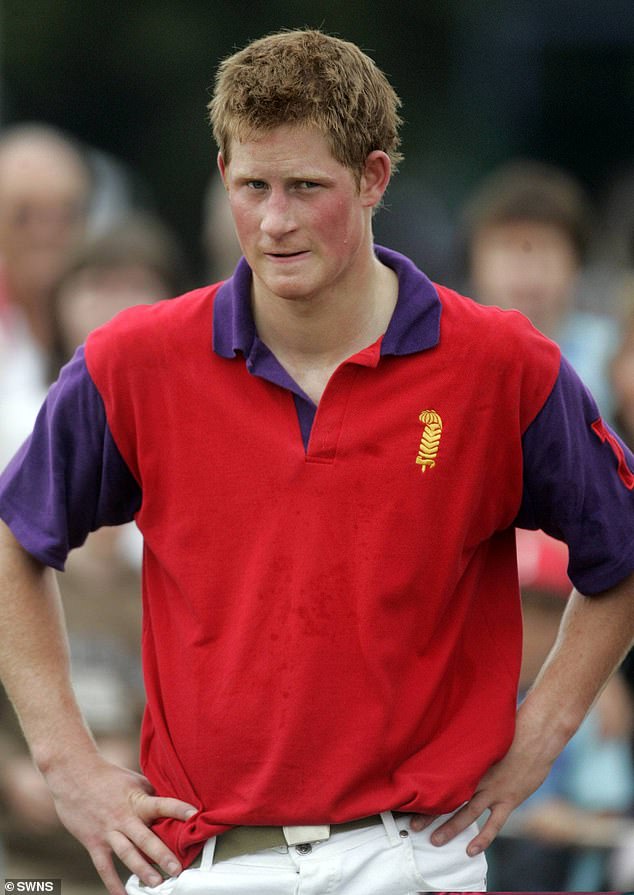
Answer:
[
  {"left": 408, "top": 740, "right": 551, "bottom": 857},
  {"left": 44, "top": 753, "right": 197, "bottom": 895}
]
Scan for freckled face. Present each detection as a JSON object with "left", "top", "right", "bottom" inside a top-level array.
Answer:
[{"left": 219, "top": 125, "right": 376, "bottom": 304}]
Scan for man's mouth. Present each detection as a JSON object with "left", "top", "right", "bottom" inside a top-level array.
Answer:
[{"left": 266, "top": 250, "right": 307, "bottom": 258}]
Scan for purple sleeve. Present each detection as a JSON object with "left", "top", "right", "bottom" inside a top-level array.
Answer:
[
  {"left": 0, "top": 346, "right": 141, "bottom": 570},
  {"left": 516, "top": 356, "right": 634, "bottom": 594}
]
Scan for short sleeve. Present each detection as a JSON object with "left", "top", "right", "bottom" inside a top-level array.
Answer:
[
  {"left": 515, "top": 356, "right": 634, "bottom": 594},
  {"left": 0, "top": 346, "right": 142, "bottom": 570}
]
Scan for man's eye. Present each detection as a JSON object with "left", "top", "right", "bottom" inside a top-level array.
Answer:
[
  {"left": 247, "top": 181, "right": 268, "bottom": 190},
  {"left": 297, "top": 181, "right": 319, "bottom": 189}
]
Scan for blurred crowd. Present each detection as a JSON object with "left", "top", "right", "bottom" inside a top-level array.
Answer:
[
  {"left": 0, "top": 120, "right": 633, "bottom": 893},
  {"left": 451, "top": 157, "right": 634, "bottom": 893}
]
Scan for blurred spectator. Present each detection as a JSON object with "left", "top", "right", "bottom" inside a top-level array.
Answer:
[
  {"left": 486, "top": 528, "right": 634, "bottom": 892},
  {"left": 48, "top": 211, "right": 188, "bottom": 378},
  {"left": 0, "top": 123, "right": 94, "bottom": 468},
  {"left": 461, "top": 159, "right": 619, "bottom": 420},
  {"left": 201, "top": 172, "right": 242, "bottom": 283},
  {"left": 0, "top": 212, "right": 187, "bottom": 891}
]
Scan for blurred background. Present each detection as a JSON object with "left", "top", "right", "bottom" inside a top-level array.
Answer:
[
  {"left": 2, "top": 0, "right": 633, "bottom": 285},
  {"left": 1, "top": 0, "right": 634, "bottom": 891}
]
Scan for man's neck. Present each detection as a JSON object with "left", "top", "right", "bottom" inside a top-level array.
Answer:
[{"left": 252, "top": 255, "right": 398, "bottom": 404}]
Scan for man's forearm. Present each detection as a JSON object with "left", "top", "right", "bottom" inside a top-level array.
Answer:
[
  {"left": 0, "top": 520, "right": 97, "bottom": 771},
  {"left": 421, "top": 571, "right": 634, "bottom": 855},
  {"left": 521, "top": 573, "right": 634, "bottom": 756},
  {"left": 0, "top": 521, "right": 196, "bottom": 894}
]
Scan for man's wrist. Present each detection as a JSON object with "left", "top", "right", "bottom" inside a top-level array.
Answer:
[
  {"left": 32, "top": 723, "right": 99, "bottom": 779},
  {"left": 516, "top": 687, "right": 581, "bottom": 760}
]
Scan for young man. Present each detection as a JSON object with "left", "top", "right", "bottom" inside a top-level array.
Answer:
[{"left": 0, "top": 29, "right": 633, "bottom": 895}]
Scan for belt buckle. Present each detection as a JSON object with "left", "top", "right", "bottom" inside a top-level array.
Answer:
[{"left": 282, "top": 825, "right": 331, "bottom": 846}]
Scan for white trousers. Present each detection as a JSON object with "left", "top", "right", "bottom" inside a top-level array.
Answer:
[{"left": 126, "top": 812, "right": 487, "bottom": 894}]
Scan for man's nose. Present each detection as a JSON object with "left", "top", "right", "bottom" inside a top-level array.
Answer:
[{"left": 260, "top": 190, "right": 296, "bottom": 239}]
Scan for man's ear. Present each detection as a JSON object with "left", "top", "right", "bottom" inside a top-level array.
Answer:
[
  {"left": 359, "top": 151, "right": 392, "bottom": 209},
  {"left": 217, "top": 152, "right": 227, "bottom": 184}
]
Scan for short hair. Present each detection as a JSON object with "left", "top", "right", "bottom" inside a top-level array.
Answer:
[
  {"left": 59, "top": 213, "right": 186, "bottom": 295},
  {"left": 48, "top": 213, "right": 187, "bottom": 375},
  {"left": 462, "top": 159, "right": 592, "bottom": 261},
  {"left": 208, "top": 29, "right": 403, "bottom": 183}
]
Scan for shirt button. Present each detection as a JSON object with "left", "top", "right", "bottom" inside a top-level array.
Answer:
[
  {"left": 399, "top": 829, "right": 409, "bottom": 838},
  {"left": 295, "top": 843, "right": 313, "bottom": 855}
]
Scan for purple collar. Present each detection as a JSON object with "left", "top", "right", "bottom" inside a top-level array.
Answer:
[{"left": 212, "top": 245, "right": 441, "bottom": 365}]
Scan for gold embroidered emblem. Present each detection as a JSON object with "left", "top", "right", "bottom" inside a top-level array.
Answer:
[{"left": 416, "top": 410, "right": 443, "bottom": 473}]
